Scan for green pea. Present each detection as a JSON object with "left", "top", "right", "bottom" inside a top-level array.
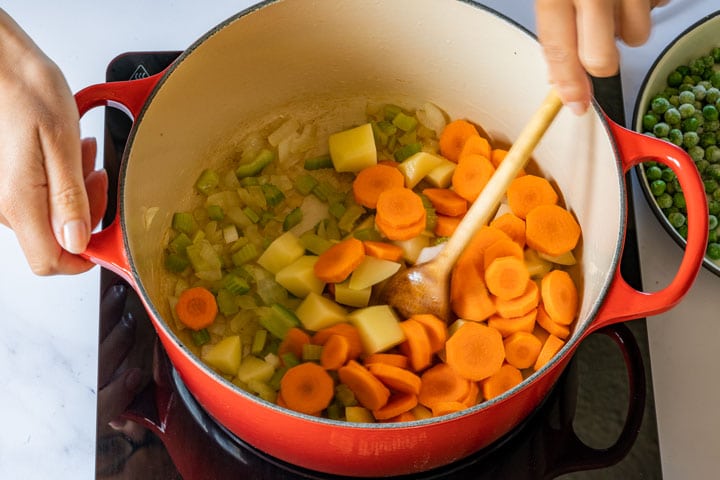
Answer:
[
  {"left": 696, "top": 159, "right": 710, "bottom": 174},
  {"left": 707, "top": 87, "right": 720, "bottom": 104},
  {"left": 661, "top": 167, "right": 676, "bottom": 182},
  {"left": 643, "top": 113, "right": 659, "bottom": 131},
  {"left": 707, "top": 243, "right": 720, "bottom": 260},
  {"left": 678, "top": 103, "right": 695, "bottom": 119},
  {"left": 689, "top": 145, "right": 705, "bottom": 161},
  {"left": 645, "top": 165, "right": 663, "bottom": 181},
  {"left": 650, "top": 179, "right": 667, "bottom": 196},
  {"left": 664, "top": 107, "right": 681, "bottom": 125},
  {"left": 709, "top": 199, "right": 720, "bottom": 216},
  {"left": 678, "top": 224, "right": 689, "bottom": 239},
  {"left": 706, "top": 145, "right": 720, "bottom": 163},
  {"left": 656, "top": 193, "right": 673, "bottom": 209},
  {"left": 673, "top": 192, "right": 687, "bottom": 209},
  {"left": 707, "top": 163, "right": 720, "bottom": 180},
  {"left": 651, "top": 96, "right": 671, "bottom": 115},
  {"left": 690, "top": 58, "right": 706, "bottom": 76},
  {"left": 709, "top": 231, "right": 718, "bottom": 244},
  {"left": 668, "top": 211, "right": 686, "bottom": 228},
  {"left": 712, "top": 47, "right": 720, "bottom": 63},
  {"left": 693, "top": 84, "right": 708, "bottom": 100},
  {"left": 709, "top": 214, "right": 719, "bottom": 231},
  {"left": 668, "top": 129, "right": 684, "bottom": 146},
  {"left": 683, "top": 131, "right": 700, "bottom": 148},
  {"left": 678, "top": 90, "right": 695, "bottom": 104},
  {"left": 705, "top": 178, "right": 719, "bottom": 193},
  {"left": 700, "top": 132, "right": 717, "bottom": 148},
  {"left": 667, "top": 70, "right": 683, "bottom": 87},
  {"left": 677, "top": 65, "right": 691, "bottom": 76},
  {"left": 705, "top": 120, "right": 720, "bottom": 133},
  {"left": 711, "top": 71, "right": 720, "bottom": 89},
  {"left": 703, "top": 104, "right": 719, "bottom": 121},
  {"left": 653, "top": 122, "right": 670, "bottom": 137},
  {"left": 682, "top": 116, "right": 700, "bottom": 132}
]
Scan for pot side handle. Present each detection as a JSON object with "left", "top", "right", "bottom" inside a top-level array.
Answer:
[
  {"left": 590, "top": 117, "right": 708, "bottom": 331},
  {"left": 74, "top": 73, "right": 164, "bottom": 285}
]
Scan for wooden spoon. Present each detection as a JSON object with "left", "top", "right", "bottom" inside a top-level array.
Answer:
[{"left": 378, "top": 89, "right": 564, "bottom": 321}]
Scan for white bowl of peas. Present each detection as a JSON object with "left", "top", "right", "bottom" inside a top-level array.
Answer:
[{"left": 633, "top": 11, "right": 720, "bottom": 276}]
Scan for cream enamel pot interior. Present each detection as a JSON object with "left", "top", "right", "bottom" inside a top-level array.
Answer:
[{"left": 77, "top": 0, "right": 708, "bottom": 476}]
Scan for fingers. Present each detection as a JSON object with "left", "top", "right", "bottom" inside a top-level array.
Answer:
[
  {"left": 99, "top": 283, "right": 128, "bottom": 341},
  {"left": 617, "top": 0, "right": 653, "bottom": 47},
  {"left": 575, "top": 0, "right": 619, "bottom": 78},
  {"left": 535, "top": 0, "right": 593, "bottom": 114},
  {"left": 97, "top": 367, "right": 144, "bottom": 427},
  {"left": 98, "top": 311, "right": 137, "bottom": 388}
]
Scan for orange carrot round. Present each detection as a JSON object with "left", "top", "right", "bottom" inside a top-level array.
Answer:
[
  {"left": 418, "top": 363, "right": 471, "bottom": 409},
  {"left": 363, "top": 353, "right": 409, "bottom": 369},
  {"left": 487, "top": 308, "right": 538, "bottom": 337},
  {"left": 375, "top": 187, "right": 426, "bottom": 229},
  {"left": 320, "top": 333, "right": 350, "bottom": 370},
  {"left": 459, "top": 133, "right": 492, "bottom": 161},
  {"left": 536, "top": 304, "right": 571, "bottom": 339},
  {"left": 175, "top": 286, "right": 218, "bottom": 331},
  {"left": 481, "top": 363, "right": 523, "bottom": 400},
  {"left": 503, "top": 331, "right": 543, "bottom": 369},
  {"left": 451, "top": 153, "right": 495, "bottom": 202},
  {"left": 506, "top": 174, "right": 559, "bottom": 219},
  {"left": 338, "top": 360, "right": 391, "bottom": 411},
  {"left": 399, "top": 319, "right": 433, "bottom": 372},
  {"left": 422, "top": 188, "right": 468, "bottom": 217},
  {"left": 409, "top": 313, "right": 448, "bottom": 354},
  {"left": 490, "top": 212, "right": 526, "bottom": 249},
  {"left": 540, "top": 269, "right": 579, "bottom": 326},
  {"left": 368, "top": 362, "right": 422, "bottom": 395},
  {"left": 278, "top": 327, "right": 312, "bottom": 365},
  {"left": 431, "top": 401, "right": 467, "bottom": 417},
  {"left": 375, "top": 212, "right": 426, "bottom": 241},
  {"left": 353, "top": 164, "right": 406, "bottom": 209},
  {"left": 533, "top": 334, "right": 566, "bottom": 371},
  {"left": 450, "top": 258, "right": 497, "bottom": 322},
  {"left": 279, "top": 362, "right": 335, "bottom": 415},
  {"left": 445, "top": 322, "right": 505, "bottom": 381},
  {"left": 382, "top": 410, "right": 417, "bottom": 423},
  {"left": 490, "top": 148, "right": 507, "bottom": 168},
  {"left": 483, "top": 237, "right": 524, "bottom": 272},
  {"left": 312, "top": 323, "right": 364, "bottom": 360},
  {"left": 484, "top": 256, "right": 531, "bottom": 301},
  {"left": 434, "top": 214, "right": 463, "bottom": 237},
  {"left": 458, "top": 225, "right": 513, "bottom": 272},
  {"left": 362, "top": 240, "right": 404, "bottom": 262},
  {"left": 525, "top": 204, "right": 581, "bottom": 257},
  {"left": 461, "top": 380, "right": 480, "bottom": 408},
  {"left": 494, "top": 278, "right": 540, "bottom": 319},
  {"left": 313, "top": 237, "right": 366, "bottom": 283},
  {"left": 373, "top": 392, "right": 419, "bottom": 421},
  {"left": 439, "top": 119, "right": 479, "bottom": 162}
]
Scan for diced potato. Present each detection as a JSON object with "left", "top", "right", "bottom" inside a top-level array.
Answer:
[
  {"left": 257, "top": 231, "right": 305, "bottom": 274},
  {"left": 275, "top": 255, "right": 325, "bottom": 298},
  {"left": 345, "top": 405, "right": 375, "bottom": 423},
  {"left": 411, "top": 404, "right": 433, "bottom": 420},
  {"left": 328, "top": 123, "right": 377, "bottom": 172},
  {"left": 236, "top": 355, "right": 276, "bottom": 384},
  {"left": 348, "top": 256, "right": 401, "bottom": 290},
  {"left": 393, "top": 235, "right": 430, "bottom": 264},
  {"left": 348, "top": 305, "right": 405, "bottom": 355},
  {"left": 524, "top": 248, "right": 553, "bottom": 278},
  {"left": 424, "top": 157, "right": 456, "bottom": 188},
  {"left": 397, "top": 151, "right": 444, "bottom": 188},
  {"left": 539, "top": 250, "right": 577, "bottom": 266},
  {"left": 334, "top": 281, "right": 372, "bottom": 308},
  {"left": 295, "top": 291, "right": 348, "bottom": 331},
  {"left": 202, "top": 335, "right": 242, "bottom": 375}
]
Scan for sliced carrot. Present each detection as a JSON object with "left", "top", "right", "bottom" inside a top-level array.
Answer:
[
  {"left": 459, "top": 133, "right": 492, "bottom": 160},
  {"left": 525, "top": 204, "right": 581, "bottom": 257},
  {"left": 506, "top": 174, "right": 559, "bottom": 220},
  {"left": 434, "top": 214, "right": 462, "bottom": 237},
  {"left": 382, "top": 410, "right": 417, "bottom": 423},
  {"left": 320, "top": 333, "right": 350, "bottom": 370},
  {"left": 409, "top": 313, "right": 448, "bottom": 354},
  {"left": 451, "top": 153, "right": 496, "bottom": 202},
  {"left": 490, "top": 149, "right": 527, "bottom": 177},
  {"left": 375, "top": 213, "right": 426, "bottom": 241},
  {"left": 481, "top": 363, "right": 523, "bottom": 400},
  {"left": 312, "top": 323, "right": 364, "bottom": 360},
  {"left": 461, "top": 380, "right": 480, "bottom": 408},
  {"left": 372, "top": 392, "right": 418, "bottom": 420},
  {"left": 457, "top": 225, "right": 513, "bottom": 273},
  {"left": 398, "top": 319, "right": 433, "bottom": 372},
  {"left": 175, "top": 286, "right": 218, "bottom": 331},
  {"left": 533, "top": 334, "right": 566, "bottom": 371},
  {"left": 338, "top": 360, "right": 391, "bottom": 411},
  {"left": 375, "top": 187, "right": 426, "bottom": 229},
  {"left": 431, "top": 401, "right": 468, "bottom": 417},
  {"left": 367, "top": 362, "right": 422, "bottom": 395},
  {"left": 363, "top": 353, "right": 409, "bottom": 369},
  {"left": 494, "top": 279, "right": 540, "bottom": 319},
  {"left": 503, "top": 331, "right": 543, "bottom": 369},
  {"left": 422, "top": 188, "right": 468, "bottom": 217},
  {"left": 483, "top": 237, "right": 524, "bottom": 272},
  {"left": 484, "top": 256, "right": 531, "bottom": 301},
  {"left": 279, "top": 362, "right": 335, "bottom": 415},
  {"left": 450, "top": 258, "right": 497, "bottom": 322},
  {"left": 540, "top": 269, "right": 579, "bottom": 326},
  {"left": 314, "top": 237, "right": 366, "bottom": 283},
  {"left": 487, "top": 308, "right": 537, "bottom": 337},
  {"left": 536, "top": 303, "right": 571, "bottom": 339},
  {"left": 490, "top": 212, "right": 526, "bottom": 249},
  {"left": 418, "top": 363, "right": 471, "bottom": 409},
  {"left": 353, "top": 164, "right": 406, "bottom": 209},
  {"left": 445, "top": 321, "right": 505, "bottom": 381},
  {"left": 439, "top": 119, "right": 479, "bottom": 163},
  {"left": 278, "top": 327, "right": 312, "bottom": 365},
  {"left": 362, "top": 240, "right": 404, "bottom": 262}
]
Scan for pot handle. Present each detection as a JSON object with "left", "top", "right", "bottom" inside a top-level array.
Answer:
[
  {"left": 74, "top": 73, "right": 165, "bottom": 285},
  {"left": 544, "top": 322, "right": 646, "bottom": 478},
  {"left": 590, "top": 117, "right": 708, "bottom": 330}
]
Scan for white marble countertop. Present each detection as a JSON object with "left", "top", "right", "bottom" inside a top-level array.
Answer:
[{"left": 0, "top": 1, "right": 717, "bottom": 478}]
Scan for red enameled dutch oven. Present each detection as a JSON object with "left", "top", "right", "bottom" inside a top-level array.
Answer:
[{"left": 77, "top": 0, "right": 708, "bottom": 476}]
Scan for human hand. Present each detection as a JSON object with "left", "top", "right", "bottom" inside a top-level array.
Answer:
[
  {"left": 535, "top": 0, "right": 669, "bottom": 115},
  {"left": 0, "top": 9, "right": 107, "bottom": 275}
]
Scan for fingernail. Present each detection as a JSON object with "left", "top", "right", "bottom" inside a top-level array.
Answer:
[
  {"left": 121, "top": 312, "right": 136, "bottom": 330},
  {"left": 61, "top": 219, "right": 89, "bottom": 254},
  {"left": 567, "top": 101, "right": 588, "bottom": 116},
  {"left": 124, "top": 368, "right": 143, "bottom": 393}
]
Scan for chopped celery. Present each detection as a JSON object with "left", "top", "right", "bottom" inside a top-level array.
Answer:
[
  {"left": 394, "top": 142, "right": 422, "bottom": 162},
  {"left": 259, "top": 303, "right": 300, "bottom": 340},
  {"left": 251, "top": 329, "right": 268, "bottom": 355},
  {"left": 195, "top": 168, "right": 220, "bottom": 195},
  {"left": 172, "top": 212, "right": 197, "bottom": 235},
  {"left": 352, "top": 228, "right": 382, "bottom": 242},
  {"left": 240, "top": 176, "right": 260, "bottom": 187},
  {"left": 335, "top": 383, "right": 358, "bottom": 407},
  {"left": 164, "top": 252, "right": 190, "bottom": 273},
  {"left": 312, "top": 181, "right": 343, "bottom": 204},
  {"left": 168, "top": 232, "right": 192, "bottom": 255},
  {"left": 225, "top": 205, "right": 253, "bottom": 228},
  {"left": 222, "top": 272, "right": 251, "bottom": 295},
  {"left": 282, "top": 207, "right": 303, "bottom": 231},
  {"left": 231, "top": 243, "right": 259, "bottom": 266},
  {"left": 268, "top": 366, "right": 288, "bottom": 390},
  {"left": 280, "top": 352, "right": 300, "bottom": 368},
  {"left": 371, "top": 120, "right": 398, "bottom": 148},
  {"left": 191, "top": 328, "right": 211, "bottom": 347},
  {"left": 299, "top": 231, "right": 332, "bottom": 255},
  {"left": 243, "top": 206, "right": 260, "bottom": 224},
  {"left": 248, "top": 379, "right": 277, "bottom": 403},
  {"left": 294, "top": 174, "right": 318, "bottom": 196},
  {"left": 261, "top": 183, "right": 285, "bottom": 207},
  {"left": 237, "top": 185, "right": 268, "bottom": 211},
  {"left": 235, "top": 148, "right": 275, "bottom": 179},
  {"left": 302, "top": 343, "right": 323, "bottom": 361},
  {"left": 186, "top": 239, "right": 222, "bottom": 281},
  {"left": 216, "top": 288, "right": 239, "bottom": 316},
  {"left": 328, "top": 201, "right": 346, "bottom": 220},
  {"left": 397, "top": 129, "right": 417, "bottom": 146},
  {"left": 392, "top": 111, "right": 418, "bottom": 132},
  {"left": 338, "top": 204, "right": 365, "bottom": 232},
  {"left": 319, "top": 217, "right": 341, "bottom": 241},
  {"left": 303, "top": 154, "right": 333, "bottom": 170},
  {"left": 383, "top": 104, "right": 403, "bottom": 121},
  {"left": 206, "top": 204, "right": 224, "bottom": 221},
  {"left": 326, "top": 402, "right": 343, "bottom": 421}
]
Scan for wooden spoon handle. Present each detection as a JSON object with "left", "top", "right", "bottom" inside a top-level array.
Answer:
[{"left": 434, "top": 89, "right": 564, "bottom": 271}]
